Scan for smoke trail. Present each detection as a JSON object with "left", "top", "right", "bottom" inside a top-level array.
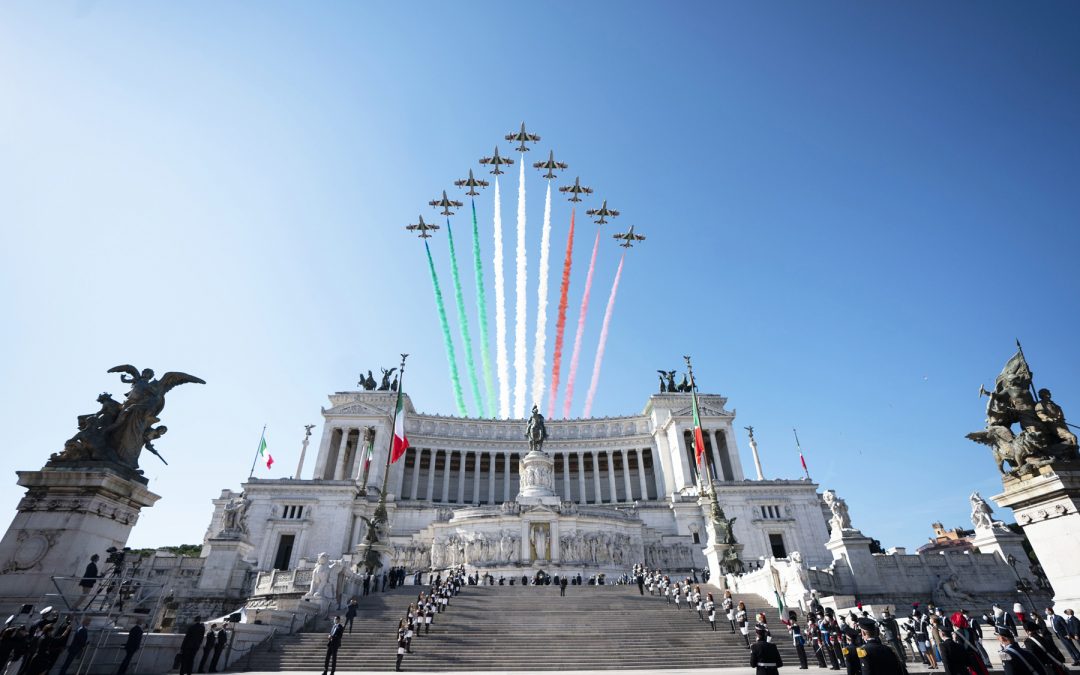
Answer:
[
  {"left": 424, "top": 239, "right": 467, "bottom": 416},
  {"left": 471, "top": 200, "right": 496, "bottom": 418},
  {"left": 445, "top": 218, "right": 482, "bottom": 417},
  {"left": 513, "top": 158, "right": 527, "bottom": 419},
  {"left": 562, "top": 228, "right": 601, "bottom": 419},
  {"left": 493, "top": 177, "right": 510, "bottom": 419},
  {"left": 547, "top": 208, "right": 575, "bottom": 418},
  {"left": 531, "top": 182, "right": 552, "bottom": 411},
  {"left": 582, "top": 252, "right": 626, "bottom": 418}
]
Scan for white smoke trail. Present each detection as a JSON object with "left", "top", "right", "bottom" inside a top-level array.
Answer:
[
  {"left": 493, "top": 177, "right": 510, "bottom": 419},
  {"left": 513, "top": 158, "right": 527, "bottom": 419},
  {"left": 531, "top": 182, "right": 552, "bottom": 411}
]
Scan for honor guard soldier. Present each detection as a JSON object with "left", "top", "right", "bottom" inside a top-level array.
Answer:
[
  {"left": 857, "top": 617, "right": 906, "bottom": 675},
  {"left": 751, "top": 627, "right": 785, "bottom": 675},
  {"left": 996, "top": 626, "right": 1047, "bottom": 675}
]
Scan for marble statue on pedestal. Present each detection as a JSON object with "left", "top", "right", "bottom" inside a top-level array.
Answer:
[
  {"left": 305, "top": 552, "right": 340, "bottom": 603},
  {"left": 218, "top": 494, "right": 250, "bottom": 538},
  {"left": 822, "top": 489, "right": 854, "bottom": 534},
  {"left": 969, "top": 491, "right": 1008, "bottom": 531}
]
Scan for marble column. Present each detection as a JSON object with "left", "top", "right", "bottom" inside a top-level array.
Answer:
[
  {"left": 606, "top": 451, "right": 619, "bottom": 503},
  {"left": 562, "top": 453, "right": 573, "bottom": 501},
  {"left": 472, "top": 452, "right": 482, "bottom": 504},
  {"left": 577, "top": 452, "right": 587, "bottom": 505},
  {"left": 621, "top": 449, "right": 634, "bottom": 502},
  {"left": 437, "top": 450, "right": 449, "bottom": 502},
  {"left": 488, "top": 452, "right": 496, "bottom": 505},
  {"left": 636, "top": 449, "right": 650, "bottom": 500},
  {"left": 503, "top": 452, "right": 512, "bottom": 502},
  {"left": 426, "top": 450, "right": 437, "bottom": 501},
  {"left": 333, "top": 428, "right": 351, "bottom": 480},
  {"left": 312, "top": 424, "right": 335, "bottom": 480},
  {"left": 410, "top": 449, "right": 422, "bottom": 500},
  {"left": 592, "top": 451, "right": 603, "bottom": 504},
  {"left": 456, "top": 452, "right": 466, "bottom": 504}
]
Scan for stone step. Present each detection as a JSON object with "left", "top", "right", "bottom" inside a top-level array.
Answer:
[{"left": 245, "top": 585, "right": 796, "bottom": 671}]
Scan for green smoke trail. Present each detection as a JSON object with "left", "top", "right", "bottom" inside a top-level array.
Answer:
[
  {"left": 472, "top": 200, "right": 497, "bottom": 418},
  {"left": 425, "top": 239, "right": 467, "bottom": 416},
  {"left": 445, "top": 218, "right": 483, "bottom": 417}
]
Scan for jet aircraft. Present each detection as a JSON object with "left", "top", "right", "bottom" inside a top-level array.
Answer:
[
  {"left": 479, "top": 146, "right": 515, "bottom": 175},
  {"left": 532, "top": 150, "right": 568, "bottom": 179},
  {"left": 558, "top": 176, "right": 593, "bottom": 202},
  {"left": 613, "top": 225, "right": 646, "bottom": 248},
  {"left": 585, "top": 200, "right": 620, "bottom": 224},
  {"left": 429, "top": 190, "right": 464, "bottom": 216},
  {"left": 453, "top": 169, "right": 489, "bottom": 196},
  {"left": 406, "top": 215, "right": 440, "bottom": 239},
  {"left": 505, "top": 122, "right": 540, "bottom": 152}
]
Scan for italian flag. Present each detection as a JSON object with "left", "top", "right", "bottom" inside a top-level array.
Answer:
[
  {"left": 390, "top": 391, "right": 408, "bottom": 463},
  {"left": 363, "top": 437, "right": 374, "bottom": 471},
  {"left": 690, "top": 385, "right": 706, "bottom": 466},
  {"left": 258, "top": 435, "right": 274, "bottom": 469}
]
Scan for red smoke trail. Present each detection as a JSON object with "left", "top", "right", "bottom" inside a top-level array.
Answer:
[
  {"left": 582, "top": 251, "right": 626, "bottom": 418},
  {"left": 562, "top": 227, "right": 601, "bottom": 419},
  {"left": 546, "top": 208, "right": 575, "bottom": 418}
]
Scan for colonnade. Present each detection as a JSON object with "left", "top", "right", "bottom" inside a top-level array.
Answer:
[{"left": 396, "top": 447, "right": 658, "bottom": 505}]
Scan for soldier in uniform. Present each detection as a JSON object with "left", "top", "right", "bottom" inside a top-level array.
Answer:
[
  {"left": 842, "top": 622, "right": 862, "bottom": 675},
  {"left": 781, "top": 610, "right": 809, "bottom": 669},
  {"left": 857, "top": 617, "right": 905, "bottom": 675},
  {"left": 997, "top": 626, "right": 1047, "bottom": 675},
  {"left": 751, "top": 627, "right": 784, "bottom": 675}
]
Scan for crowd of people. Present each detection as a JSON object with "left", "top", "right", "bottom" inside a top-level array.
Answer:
[
  {"left": 631, "top": 564, "right": 1080, "bottom": 675},
  {"left": 319, "top": 566, "right": 468, "bottom": 674},
  {"left": 0, "top": 612, "right": 138, "bottom": 675}
]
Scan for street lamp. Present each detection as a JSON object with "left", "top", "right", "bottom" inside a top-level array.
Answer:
[{"left": 1006, "top": 554, "right": 1035, "bottom": 611}]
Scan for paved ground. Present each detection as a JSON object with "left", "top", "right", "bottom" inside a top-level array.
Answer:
[{"left": 237, "top": 667, "right": 998, "bottom": 675}]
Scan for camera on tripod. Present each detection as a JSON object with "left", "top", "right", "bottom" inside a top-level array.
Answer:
[{"left": 105, "top": 546, "right": 130, "bottom": 567}]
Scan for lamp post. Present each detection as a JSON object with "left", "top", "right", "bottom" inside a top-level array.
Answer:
[{"left": 1006, "top": 553, "right": 1035, "bottom": 611}]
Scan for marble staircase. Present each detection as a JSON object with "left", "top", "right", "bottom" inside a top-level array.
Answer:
[{"left": 244, "top": 584, "right": 799, "bottom": 671}]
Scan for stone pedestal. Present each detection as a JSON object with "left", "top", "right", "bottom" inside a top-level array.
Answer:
[
  {"left": 825, "top": 530, "right": 882, "bottom": 595},
  {"left": 970, "top": 525, "right": 1033, "bottom": 580},
  {"left": 704, "top": 542, "right": 742, "bottom": 587},
  {"left": 198, "top": 538, "right": 254, "bottom": 591},
  {"left": 517, "top": 450, "right": 560, "bottom": 507},
  {"left": 993, "top": 464, "right": 1080, "bottom": 610},
  {"left": 0, "top": 467, "right": 160, "bottom": 604}
]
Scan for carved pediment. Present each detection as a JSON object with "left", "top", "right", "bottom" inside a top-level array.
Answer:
[
  {"left": 672, "top": 405, "right": 732, "bottom": 418},
  {"left": 325, "top": 401, "right": 390, "bottom": 417}
]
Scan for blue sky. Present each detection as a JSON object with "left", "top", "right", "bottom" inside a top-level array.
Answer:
[{"left": 1, "top": 2, "right": 1078, "bottom": 553}]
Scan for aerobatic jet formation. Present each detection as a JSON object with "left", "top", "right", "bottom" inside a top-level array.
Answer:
[
  {"left": 585, "top": 200, "right": 619, "bottom": 224},
  {"left": 479, "top": 146, "right": 514, "bottom": 175},
  {"left": 453, "top": 169, "right": 489, "bottom": 196},
  {"left": 429, "top": 190, "right": 464, "bottom": 216},
  {"left": 532, "top": 150, "right": 568, "bottom": 179},
  {"left": 613, "top": 225, "right": 646, "bottom": 248},
  {"left": 558, "top": 176, "right": 593, "bottom": 202},
  {"left": 505, "top": 122, "right": 540, "bottom": 152},
  {"left": 406, "top": 215, "right": 440, "bottom": 238}
]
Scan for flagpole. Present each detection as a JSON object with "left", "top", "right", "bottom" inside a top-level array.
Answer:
[
  {"left": 683, "top": 355, "right": 715, "bottom": 487},
  {"left": 793, "top": 428, "right": 811, "bottom": 480},
  {"left": 248, "top": 424, "right": 267, "bottom": 479},
  {"left": 361, "top": 353, "right": 408, "bottom": 574}
]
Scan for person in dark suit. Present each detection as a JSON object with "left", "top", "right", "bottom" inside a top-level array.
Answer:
[
  {"left": 559, "top": 577, "right": 568, "bottom": 597},
  {"left": 856, "top": 617, "right": 905, "bottom": 675},
  {"left": 751, "top": 627, "right": 784, "bottom": 675},
  {"left": 197, "top": 624, "right": 217, "bottom": 673},
  {"left": 1065, "top": 610, "right": 1080, "bottom": 666},
  {"left": 1047, "top": 608, "right": 1080, "bottom": 666},
  {"left": 57, "top": 617, "right": 90, "bottom": 675},
  {"left": 116, "top": 620, "right": 143, "bottom": 675},
  {"left": 997, "top": 626, "right": 1047, "bottom": 675},
  {"left": 178, "top": 617, "right": 205, "bottom": 675},
  {"left": 939, "top": 626, "right": 975, "bottom": 675},
  {"left": 345, "top": 599, "right": 358, "bottom": 634},
  {"left": 209, "top": 624, "right": 227, "bottom": 673},
  {"left": 78, "top": 556, "right": 100, "bottom": 609},
  {"left": 322, "top": 616, "right": 343, "bottom": 675}
]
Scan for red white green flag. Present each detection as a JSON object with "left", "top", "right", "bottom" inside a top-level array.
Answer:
[
  {"left": 363, "top": 438, "right": 374, "bottom": 471},
  {"left": 690, "top": 383, "right": 706, "bottom": 466},
  {"left": 390, "top": 391, "right": 408, "bottom": 463},
  {"left": 258, "top": 435, "right": 273, "bottom": 469}
]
